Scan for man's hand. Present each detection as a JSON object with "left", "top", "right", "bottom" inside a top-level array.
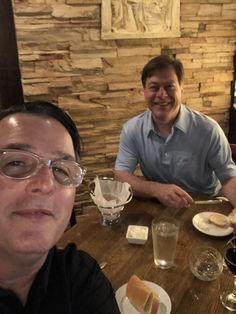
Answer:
[
  {"left": 228, "top": 209, "right": 236, "bottom": 227},
  {"left": 114, "top": 170, "right": 194, "bottom": 209},
  {"left": 152, "top": 183, "right": 194, "bottom": 209},
  {"left": 223, "top": 177, "right": 236, "bottom": 209}
]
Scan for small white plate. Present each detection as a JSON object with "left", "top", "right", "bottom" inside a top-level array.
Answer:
[
  {"left": 192, "top": 212, "right": 234, "bottom": 237},
  {"left": 115, "top": 280, "right": 171, "bottom": 314}
]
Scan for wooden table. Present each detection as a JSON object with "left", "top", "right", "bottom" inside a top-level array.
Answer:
[{"left": 58, "top": 197, "right": 235, "bottom": 314}]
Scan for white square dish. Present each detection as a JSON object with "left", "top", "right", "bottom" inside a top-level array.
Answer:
[{"left": 126, "top": 225, "right": 149, "bottom": 245}]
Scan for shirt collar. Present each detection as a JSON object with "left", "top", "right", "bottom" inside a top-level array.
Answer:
[
  {"left": 29, "top": 246, "right": 55, "bottom": 294},
  {"left": 174, "top": 104, "right": 189, "bottom": 133},
  {"left": 146, "top": 111, "right": 155, "bottom": 136},
  {"left": 146, "top": 104, "right": 189, "bottom": 137}
]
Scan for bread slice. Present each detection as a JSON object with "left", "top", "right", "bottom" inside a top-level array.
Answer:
[
  {"left": 126, "top": 275, "right": 159, "bottom": 314},
  {"left": 150, "top": 294, "right": 159, "bottom": 314},
  {"left": 208, "top": 213, "right": 229, "bottom": 228},
  {"left": 228, "top": 212, "right": 236, "bottom": 225}
]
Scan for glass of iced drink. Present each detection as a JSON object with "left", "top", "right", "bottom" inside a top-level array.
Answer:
[{"left": 152, "top": 216, "right": 180, "bottom": 269}]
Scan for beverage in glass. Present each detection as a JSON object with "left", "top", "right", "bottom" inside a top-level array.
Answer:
[
  {"left": 189, "top": 246, "right": 223, "bottom": 281},
  {"left": 221, "top": 236, "right": 236, "bottom": 311},
  {"left": 152, "top": 216, "right": 179, "bottom": 269}
]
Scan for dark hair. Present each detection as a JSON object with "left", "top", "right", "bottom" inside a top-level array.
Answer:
[
  {"left": 141, "top": 54, "right": 184, "bottom": 87},
  {"left": 0, "top": 101, "right": 81, "bottom": 160}
]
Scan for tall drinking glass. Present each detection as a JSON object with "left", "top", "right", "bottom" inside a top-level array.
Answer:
[
  {"left": 221, "top": 236, "right": 236, "bottom": 311},
  {"left": 152, "top": 216, "right": 179, "bottom": 269}
]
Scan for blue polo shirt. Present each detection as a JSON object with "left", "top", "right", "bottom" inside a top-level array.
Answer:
[{"left": 115, "top": 105, "right": 236, "bottom": 195}]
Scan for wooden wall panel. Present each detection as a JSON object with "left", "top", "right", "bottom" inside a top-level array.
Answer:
[{"left": 0, "top": 0, "right": 23, "bottom": 109}]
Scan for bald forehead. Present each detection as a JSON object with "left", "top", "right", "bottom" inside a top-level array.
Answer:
[
  {"left": 0, "top": 113, "right": 70, "bottom": 137},
  {"left": 0, "top": 112, "right": 52, "bottom": 126},
  {"left": 0, "top": 113, "right": 75, "bottom": 159}
]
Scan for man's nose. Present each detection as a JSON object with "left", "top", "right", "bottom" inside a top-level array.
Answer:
[
  {"left": 25, "top": 164, "right": 55, "bottom": 195},
  {"left": 155, "top": 86, "right": 167, "bottom": 98}
]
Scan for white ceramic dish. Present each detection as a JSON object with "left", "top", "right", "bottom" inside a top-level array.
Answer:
[
  {"left": 115, "top": 280, "right": 171, "bottom": 314},
  {"left": 126, "top": 225, "right": 149, "bottom": 245},
  {"left": 192, "top": 212, "right": 234, "bottom": 237}
]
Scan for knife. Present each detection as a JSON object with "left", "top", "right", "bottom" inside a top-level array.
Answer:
[
  {"left": 195, "top": 199, "right": 223, "bottom": 204},
  {"left": 99, "top": 261, "right": 107, "bottom": 270}
]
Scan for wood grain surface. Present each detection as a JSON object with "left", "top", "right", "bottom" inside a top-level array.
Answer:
[{"left": 58, "top": 196, "right": 235, "bottom": 314}]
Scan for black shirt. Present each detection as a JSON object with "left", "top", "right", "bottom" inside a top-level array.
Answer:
[{"left": 0, "top": 243, "right": 121, "bottom": 314}]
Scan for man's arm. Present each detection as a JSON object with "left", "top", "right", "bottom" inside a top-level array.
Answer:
[
  {"left": 222, "top": 176, "right": 236, "bottom": 209},
  {"left": 114, "top": 170, "right": 193, "bottom": 209}
]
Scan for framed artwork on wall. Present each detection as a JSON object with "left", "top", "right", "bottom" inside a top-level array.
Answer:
[{"left": 102, "top": 0, "right": 180, "bottom": 40}]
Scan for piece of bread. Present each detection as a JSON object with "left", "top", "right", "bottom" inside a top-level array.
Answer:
[
  {"left": 150, "top": 294, "right": 159, "bottom": 314},
  {"left": 228, "top": 212, "right": 236, "bottom": 225},
  {"left": 126, "top": 275, "right": 159, "bottom": 314},
  {"left": 208, "top": 213, "right": 229, "bottom": 228}
]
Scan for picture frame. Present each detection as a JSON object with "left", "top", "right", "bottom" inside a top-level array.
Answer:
[{"left": 102, "top": 0, "right": 180, "bottom": 40}]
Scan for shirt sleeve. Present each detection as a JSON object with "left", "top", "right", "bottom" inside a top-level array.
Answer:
[
  {"left": 115, "top": 124, "right": 138, "bottom": 173},
  {"left": 207, "top": 123, "right": 236, "bottom": 182}
]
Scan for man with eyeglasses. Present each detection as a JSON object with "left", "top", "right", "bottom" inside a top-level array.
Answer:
[
  {"left": 115, "top": 54, "right": 236, "bottom": 210},
  {"left": 0, "top": 101, "right": 120, "bottom": 313}
]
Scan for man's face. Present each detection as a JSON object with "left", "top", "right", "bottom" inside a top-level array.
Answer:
[
  {"left": 0, "top": 113, "right": 76, "bottom": 256},
  {"left": 144, "top": 67, "right": 182, "bottom": 127}
]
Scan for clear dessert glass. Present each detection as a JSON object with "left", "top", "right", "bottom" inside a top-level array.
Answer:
[{"left": 189, "top": 246, "right": 223, "bottom": 281}]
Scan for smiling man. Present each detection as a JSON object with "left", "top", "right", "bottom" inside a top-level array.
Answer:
[
  {"left": 114, "top": 54, "right": 236, "bottom": 210},
  {"left": 0, "top": 101, "right": 120, "bottom": 314}
]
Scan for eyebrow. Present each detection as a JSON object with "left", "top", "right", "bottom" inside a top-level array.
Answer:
[
  {"left": 148, "top": 80, "right": 175, "bottom": 85},
  {"left": 55, "top": 151, "right": 75, "bottom": 161},
  {"left": 3, "top": 143, "right": 32, "bottom": 150},
  {"left": 2, "top": 144, "right": 75, "bottom": 160}
]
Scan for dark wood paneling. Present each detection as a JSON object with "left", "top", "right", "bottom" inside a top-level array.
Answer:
[
  {"left": 228, "top": 51, "right": 236, "bottom": 143},
  {"left": 0, "top": 0, "right": 23, "bottom": 109}
]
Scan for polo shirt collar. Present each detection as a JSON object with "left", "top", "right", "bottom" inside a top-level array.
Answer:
[
  {"left": 174, "top": 104, "right": 189, "bottom": 133},
  {"left": 33, "top": 246, "right": 55, "bottom": 292},
  {"left": 146, "top": 111, "right": 155, "bottom": 136},
  {"left": 146, "top": 104, "right": 190, "bottom": 137}
]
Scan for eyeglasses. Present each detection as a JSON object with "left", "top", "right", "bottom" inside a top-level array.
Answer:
[{"left": 0, "top": 149, "right": 86, "bottom": 188}]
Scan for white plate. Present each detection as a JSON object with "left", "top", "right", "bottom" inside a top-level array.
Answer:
[
  {"left": 115, "top": 280, "right": 171, "bottom": 314},
  {"left": 192, "top": 212, "right": 234, "bottom": 236}
]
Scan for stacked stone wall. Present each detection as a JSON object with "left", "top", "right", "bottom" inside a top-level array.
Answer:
[{"left": 13, "top": 0, "right": 236, "bottom": 211}]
